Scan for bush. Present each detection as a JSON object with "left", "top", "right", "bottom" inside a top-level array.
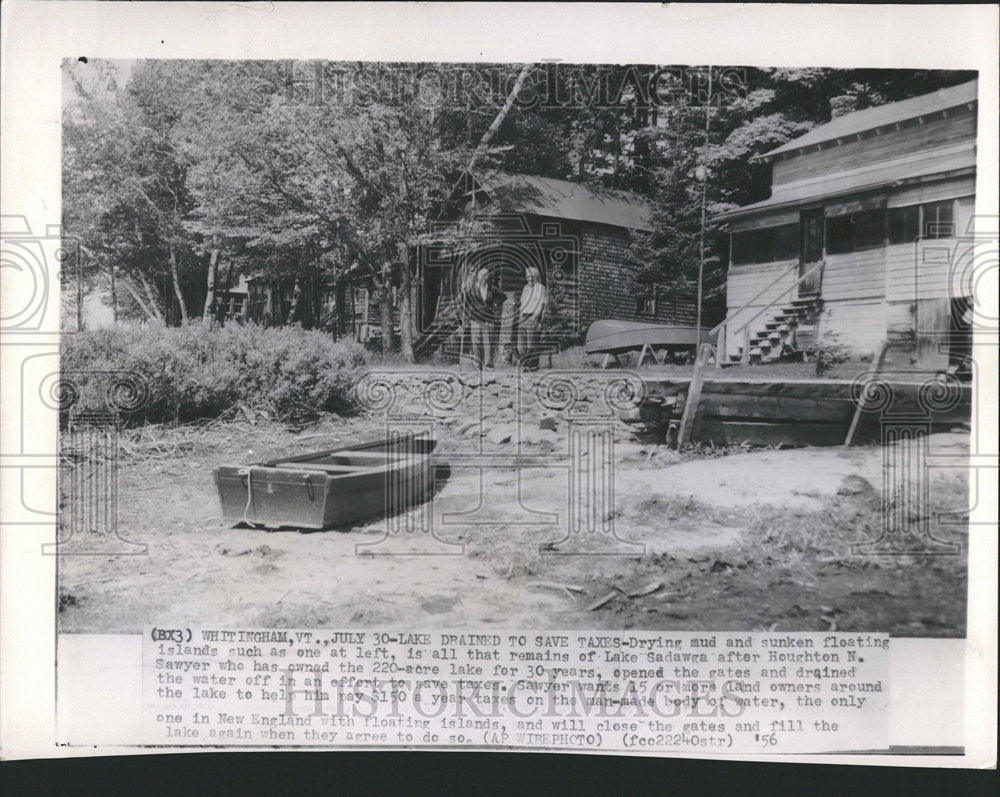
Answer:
[
  {"left": 806, "top": 336, "right": 851, "bottom": 377},
  {"left": 61, "top": 323, "right": 368, "bottom": 424}
]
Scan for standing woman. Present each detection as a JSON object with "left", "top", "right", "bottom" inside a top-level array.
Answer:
[{"left": 518, "top": 266, "right": 547, "bottom": 371}]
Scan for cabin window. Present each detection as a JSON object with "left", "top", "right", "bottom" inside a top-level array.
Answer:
[
  {"left": 888, "top": 200, "right": 955, "bottom": 243},
  {"left": 226, "top": 296, "right": 246, "bottom": 317},
  {"left": 922, "top": 200, "right": 954, "bottom": 239},
  {"left": 826, "top": 209, "right": 886, "bottom": 254},
  {"left": 888, "top": 205, "right": 920, "bottom": 244},
  {"left": 772, "top": 224, "right": 799, "bottom": 261},
  {"left": 731, "top": 223, "right": 799, "bottom": 265},
  {"left": 635, "top": 282, "right": 657, "bottom": 315}
]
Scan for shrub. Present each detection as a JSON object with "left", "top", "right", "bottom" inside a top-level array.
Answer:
[
  {"left": 61, "top": 323, "right": 368, "bottom": 425},
  {"left": 806, "top": 336, "right": 851, "bottom": 377}
]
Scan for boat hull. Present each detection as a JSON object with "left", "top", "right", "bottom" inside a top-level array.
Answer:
[
  {"left": 215, "top": 435, "right": 437, "bottom": 530},
  {"left": 585, "top": 320, "right": 711, "bottom": 354}
]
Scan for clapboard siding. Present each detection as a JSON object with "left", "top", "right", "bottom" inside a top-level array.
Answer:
[
  {"left": 723, "top": 261, "right": 795, "bottom": 359},
  {"left": 886, "top": 300, "right": 915, "bottom": 335},
  {"left": 725, "top": 260, "right": 797, "bottom": 308},
  {"left": 954, "top": 195, "right": 976, "bottom": 235},
  {"left": 822, "top": 249, "right": 886, "bottom": 300},
  {"left": 820, "top": 299, "right": 885, "bottom": 356},
  {"left": 772, "top": 108, "right": 977, "bottom": 186},
  {"left": 720, "top": 85, "right": 977, "bottom": 362},
  {"left": 889, "top": 180, "right": 975, "bottom": 208},
  {"left": 885, "top": 242, "right": 956, "bottom": 302}
]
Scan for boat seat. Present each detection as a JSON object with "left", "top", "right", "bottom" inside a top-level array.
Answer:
[{"left": 273, "top": 462, "right": 384, "bottom": 473}]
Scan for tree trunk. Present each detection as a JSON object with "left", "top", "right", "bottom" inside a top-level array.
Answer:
[
  {"left": 264, "top": 284, "right": 275, "bottom": 327},
  {"left": 169, "top": 243, "right": 189, "bottom": 323},
  {"left": 76, "top": 253, "right": 85, "bottom": 331},
  {"left": 469, "top": 63, "right": 534, "bottom": 171},
  {"left": 110, "top": 266, "right": 118, "bottom": 324},
  {"left": 398, "top": 249, "right": 415, "bottom": 363},
  {"left": 378, "top": 269, "right": 396, "bottom": 355},
  {"left": 134, "top": 272, "right": 165, "bottom": 323},
  {"left": 287, "top": 274, "right": 303, "bottom": 324},
  {"left": 121, "top": 277, "right": 159, "bottom": 323},
  {"left": 335, "top": 279, "right": 347, "bottom": 338},
  {"left": 203, "top": 244, "right": 219, "bottom": 323}
]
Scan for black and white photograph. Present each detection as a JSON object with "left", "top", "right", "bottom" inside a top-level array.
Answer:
[
  {"left": 1, "top": 2, "right": 996, "bottom": 767},
  {"left": 56, "top": 59, "right": 978, "bottom": 635}
]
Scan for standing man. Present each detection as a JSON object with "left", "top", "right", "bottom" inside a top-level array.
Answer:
[
  {"left": 464, "top": 267, "right": 505, "bottom": 369},
  {"left": 518, "top": 266, "right": 547, "bottom": 371}
]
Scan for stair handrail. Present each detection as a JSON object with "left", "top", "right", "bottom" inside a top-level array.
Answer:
[
  {"left": 728, "top": 259, "right": 824, "bottom": 342},
  {"left": 708, "top": 259, "right": 799, "bottom": 339},
  {"left": 712, "top": 258, "right": 825, "bottom": 346}
]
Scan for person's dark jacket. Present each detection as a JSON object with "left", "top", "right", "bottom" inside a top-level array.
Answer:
[{"left": 461, "top": 283, "right": 506, "bottom": 324}]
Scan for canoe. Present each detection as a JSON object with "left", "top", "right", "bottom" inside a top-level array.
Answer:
[
  {"left": 214, "top": 433, "right": 437, "bottom": 530},
  {"left": 584, "top": 320, "right": 713, "bottom": 355}
]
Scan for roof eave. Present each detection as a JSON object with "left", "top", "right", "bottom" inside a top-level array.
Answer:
[
  {"left": 713, "top": 165, "right": 976, "bottom": 225},
  {"left": 760, "top": 95, "right": 978, "bottom": 164}
]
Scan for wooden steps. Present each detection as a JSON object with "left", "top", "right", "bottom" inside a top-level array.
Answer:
[{"left": 728, "top": 296, "right": 822, "bottom": 365}]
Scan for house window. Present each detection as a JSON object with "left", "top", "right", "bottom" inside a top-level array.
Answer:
[
  {"left": 888, "top": 200, "right": 955, "bottom": 244},
  {"left": 772, "top": 224, "right": 799, "bottom": 261},
  {"left": 636, "top": 283, "right": 657, "bottom": 315},
  {"left": 922, "top": 199, "right": 954, "bottom": 239},
  {"left": 227, "top": 296, "right": 246, "bottom": 317},
  {"left": 731, "top": 223, "right": 799, "bottom": 265},
  {"left": 826, "top": 209, "right": 886, "bottom": 254},
  {"left": 888, "top": 205, "right": 920, "bottom": 245}
]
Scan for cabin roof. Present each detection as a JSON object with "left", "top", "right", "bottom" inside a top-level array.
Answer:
[
  {"left": 763, "top": 79, "right": 978, "bottom": 161},
  {"left": 469, "top": 170, "right": 652, "bottom": 232},
  {"left": 716, "top": 80, "right": 978, "bottom": 223},
  {"left": 714, "top": 152, "right": 975, "bottom": 222}
]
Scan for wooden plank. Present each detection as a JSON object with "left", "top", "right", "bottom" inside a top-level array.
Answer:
[
  {"left": 845, "top": 340, "right": 890, "bottom": 446},
  {"left": 260, "top": 433, "right": 422, "bottom": 466},
  {"left": 704, "top": 395, "right": 855, "bottom": 423},
  {"left": 274, "top": 462, "right": 380, "bottom": 472},
  {"left": 701, "top": 379, "right": 855, "bottom": 400},
  {"left": 676, "top": 344, "right": 712, "bottom": 447},
  {"left": 698, "top": 419, "right": 849, "bottom": 448},
  {"left": 771, "top": 110, "right": 976, "bottom": 185}
]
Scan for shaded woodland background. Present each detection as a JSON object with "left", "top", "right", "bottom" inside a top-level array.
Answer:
[{"left": 62, "top": 61, "right": 974, "bottom": 359}]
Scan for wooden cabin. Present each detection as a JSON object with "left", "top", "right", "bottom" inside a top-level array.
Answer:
[
  {"left": 413, "top": 170, "right": 695, "bottom": 357},
  {"left": 715, "top": 80, "right": 977, "bottom": 369}
]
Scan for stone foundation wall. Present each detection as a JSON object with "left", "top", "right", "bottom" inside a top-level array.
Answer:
[{"left": 354, "top": 369, "right": 686, "bottom": 448}]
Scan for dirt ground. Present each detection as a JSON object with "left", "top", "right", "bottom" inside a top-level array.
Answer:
[{"left": 57, "top": 406, "right": 970, "bottom": 636}]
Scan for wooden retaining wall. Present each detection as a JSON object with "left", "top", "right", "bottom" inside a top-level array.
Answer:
[{"left": 642, "top": 377, "right": 971, "bottom": 447}]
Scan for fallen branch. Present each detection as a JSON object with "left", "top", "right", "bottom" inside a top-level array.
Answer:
[
  {"left": 527, "top": 581, "right": 587, "bottom": 597},
  {"left": 627, "top": 580, "right": 663, "bottom": 598},
  {"left": 587, "top": 589, "right": 621, "bottom": 612}
]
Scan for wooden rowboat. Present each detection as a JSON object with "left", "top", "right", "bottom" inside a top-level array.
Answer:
[
  {"left": 585, "top": 320, "right": 714, "bottom": 366},
  {"left": 214, "top": 433, "right": 437, "bottom": 530},
  {"left": 585, "top": 320, "right": 711, "bottom": 354}
]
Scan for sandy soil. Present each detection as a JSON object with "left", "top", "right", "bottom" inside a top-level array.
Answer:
[{"left": 57, "top": 408, "right": 970, "bottom": 636}]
